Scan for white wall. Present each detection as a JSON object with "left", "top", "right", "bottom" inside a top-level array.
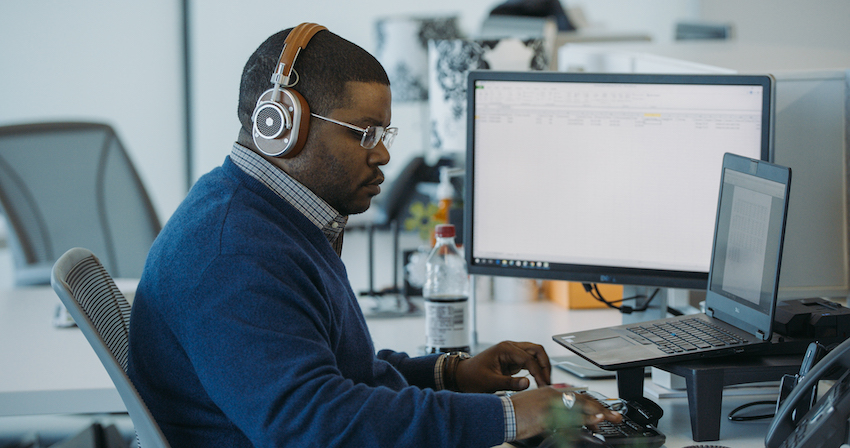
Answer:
[
  {"left": 699, "top": 0, "right": 850, "bottom": 52},
  {"left": 570, "top": 0, "right": 699, "bottom": 43},
  {"left": 0, "top": 1, "right": 186, "bottom": 222}
]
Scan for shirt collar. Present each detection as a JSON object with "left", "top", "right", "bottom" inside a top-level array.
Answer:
[{"left": 230, "top": 143, "right": 348, "bottom": 247}]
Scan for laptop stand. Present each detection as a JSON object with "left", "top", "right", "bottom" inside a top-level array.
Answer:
[{"left": 615, "top": 354, "right": 802, "bottom": 442}]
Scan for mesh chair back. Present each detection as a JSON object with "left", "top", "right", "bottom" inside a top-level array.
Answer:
[
  {"left": 0, "top": 122, "right": 161, "bottom": 285},
  {"left": 52, "top": 247, "right": 170, "bottom": 448}
]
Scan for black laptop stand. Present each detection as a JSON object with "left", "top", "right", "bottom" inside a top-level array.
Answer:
[{"left": 615, "top": 354, "right": 802, "bottom": 442}]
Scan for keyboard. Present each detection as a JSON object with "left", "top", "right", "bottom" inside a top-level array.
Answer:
[
  {"left": 510, "top": 391, "right": 666, "bottom": 448},
  {"left": 626, "top": 317, "right": 748, "bottom": 354},
  {"left": 576, "top": 391, "right": 666, "bottom": 448}
]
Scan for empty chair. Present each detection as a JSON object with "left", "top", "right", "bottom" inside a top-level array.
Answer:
[
  {"left": 51, "top": 247, "right": 170, "bottom": 448},
  {"left": 0, "top": 122, "right": 160, "bottom": 286}
]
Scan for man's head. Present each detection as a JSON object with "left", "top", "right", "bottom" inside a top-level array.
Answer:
[{"left": 238, "top": 26, "right": 393, "bottom": 216}]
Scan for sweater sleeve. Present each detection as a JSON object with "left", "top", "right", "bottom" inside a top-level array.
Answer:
[{"left": 376, "top": 350, "right": 441, "bottom": 390}]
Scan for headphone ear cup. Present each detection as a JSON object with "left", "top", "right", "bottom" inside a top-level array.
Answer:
[
  {"left": 286, "top": 89, "right": 311, "bottom": 157},
  {"left": 251, "top": 88, "right": 310, "bottom": 158}
]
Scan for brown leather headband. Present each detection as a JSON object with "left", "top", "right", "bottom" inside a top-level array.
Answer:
[{"left": 274, "top": 22, "right": 327, "bottom": 86}]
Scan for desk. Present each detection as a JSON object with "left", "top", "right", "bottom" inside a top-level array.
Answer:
[
  {"left": 0, "top": 286, "right": 127, "bottom": 416},
  {"left": 366, "top": 296, "right": 773, "bottom": 448},
  {"left": 3, "top": 287, "right": 774, "bottom": 447}
]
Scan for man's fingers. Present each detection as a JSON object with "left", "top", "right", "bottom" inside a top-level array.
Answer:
[
  {"left": 505, "top": 342, "right": 551, "bottom": 386},
  {"left": 576, "top": 395, "right": 623, "bottom": 427},
  {"left": 510, "top": 376, "right": 531, "bottom": 391}
]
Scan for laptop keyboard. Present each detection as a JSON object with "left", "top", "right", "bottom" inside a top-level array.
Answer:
[{"left": 626, "top": 318, "right": 747, "bottom": 354}]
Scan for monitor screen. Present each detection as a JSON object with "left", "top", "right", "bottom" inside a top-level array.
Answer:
[
  {"left": 464, "top": 71, "right": 773, "bottom": 289},
  {"left": 709, "top": 163, "right": 789, "bottom": 319}
]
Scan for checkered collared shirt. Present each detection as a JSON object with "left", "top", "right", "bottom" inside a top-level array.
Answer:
[{"left": 230, "top": 143, "right": 347, "bottom": 256}]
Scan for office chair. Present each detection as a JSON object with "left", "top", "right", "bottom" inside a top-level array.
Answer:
[
  {"left": 51, "top": 247, "right": 171, "bottom": 448},
  {"left": 0, "top": 122, "right": 161, "bottom": 286}
]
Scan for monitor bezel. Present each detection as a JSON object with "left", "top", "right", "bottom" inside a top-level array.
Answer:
[{"left": 463, "top": 70, "right": 774, "bottom": 290}]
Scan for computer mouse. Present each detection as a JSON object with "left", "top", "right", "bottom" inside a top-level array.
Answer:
[{"left": 624, "top": 396, "right": 664, "bottom": 427}]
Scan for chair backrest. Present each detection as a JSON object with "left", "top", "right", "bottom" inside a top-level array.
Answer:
[
  {"left": 0, "top": 122, "right": 161, "bottom": 286},
  {"left": 51, "top": 247, "right": 170, "bottom": 448}
]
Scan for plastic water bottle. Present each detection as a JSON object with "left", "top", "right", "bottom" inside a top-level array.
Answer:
[{"left": 423, "top": 224, "right": 470, "bottom": 353}]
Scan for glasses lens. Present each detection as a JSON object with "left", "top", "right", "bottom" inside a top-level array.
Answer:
[
  {"left": 360, "top": 126, "right": 397, "bottom": 150},
  {"left": 361, "top": 126, "right": 380, "bottom": 149},
  {"left": 383, "top": 128, "right": 398, "bottom": 150}
]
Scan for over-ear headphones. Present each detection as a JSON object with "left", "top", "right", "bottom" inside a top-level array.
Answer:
[{"left": 252, "top": 23, "right": 327, "bottom": 158}]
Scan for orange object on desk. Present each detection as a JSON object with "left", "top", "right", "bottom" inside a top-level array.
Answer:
[{"left": 542, "top": 280, "right": 622, "bottom": 309}]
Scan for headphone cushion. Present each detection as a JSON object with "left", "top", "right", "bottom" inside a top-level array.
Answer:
[{"left": 252, "top": 88, "right": 310, "bottom": 158}]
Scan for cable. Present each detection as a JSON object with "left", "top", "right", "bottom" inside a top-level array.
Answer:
[
  {"left": 727, "top": 400, "right": 776, "bottom": 421},
  {"left": 583, "top": 283, "right": 660, "bottom": 314}
]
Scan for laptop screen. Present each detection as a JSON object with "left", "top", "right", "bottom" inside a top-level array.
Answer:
[{"left": 706, "top": 155, "right": 791, "bottom": 337}]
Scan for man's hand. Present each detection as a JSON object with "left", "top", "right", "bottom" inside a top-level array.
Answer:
[
  {"left": 453, "top": 341, "right": 551, "bottom": 394},
  {"left": 510, "top": 387, "right": 623, "bottom": 440}
]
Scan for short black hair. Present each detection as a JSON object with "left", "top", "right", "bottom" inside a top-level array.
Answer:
[{"left": 238, "top": 27, "right": 390, "bottom": 135}]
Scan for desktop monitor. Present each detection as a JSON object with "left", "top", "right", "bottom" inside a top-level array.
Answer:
[{"left": 464, "top": 71, "right": 773, "bottom": 291}]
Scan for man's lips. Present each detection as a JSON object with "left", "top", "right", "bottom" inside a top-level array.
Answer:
[{"left": 363, "top": 176, "right": 383, "bottom": 195}]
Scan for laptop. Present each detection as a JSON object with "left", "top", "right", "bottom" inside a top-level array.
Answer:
[{"left": 553, "top": 152, "right": 792, "bottom": 370}]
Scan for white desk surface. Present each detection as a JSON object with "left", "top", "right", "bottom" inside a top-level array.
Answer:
[
  {"left": 1, "top": 287, "right": 772, "bottom": 447},
  {"left": 0, "top": 285, "right": 125, "bottom": 417}
]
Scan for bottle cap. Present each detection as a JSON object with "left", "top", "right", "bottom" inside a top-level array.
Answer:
[{"left": 435, "top": 224, "right": 455, "bottom": 238}]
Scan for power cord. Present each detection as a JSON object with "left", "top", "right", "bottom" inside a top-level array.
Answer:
[
  {"left": 728, "top": 400, "right": 776, "bottom": 421},
  {"left": 582, "top": 283, "right": 660, "bottom": 314}
]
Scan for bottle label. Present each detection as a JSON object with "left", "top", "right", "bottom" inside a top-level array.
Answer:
[{"left": 424, "top": 297, "right": 469, "bottom": 352}]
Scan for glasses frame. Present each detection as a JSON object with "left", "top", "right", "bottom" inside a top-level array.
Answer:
[{"left": 310, "top": 113, "right": 397, "bottom": 150}]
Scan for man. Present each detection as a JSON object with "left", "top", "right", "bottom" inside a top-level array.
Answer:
[{"left": 128, "top": 24, "right": 618, "bottom": 447}]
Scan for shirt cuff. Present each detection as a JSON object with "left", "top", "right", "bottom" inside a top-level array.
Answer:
[
  {"left": 501, "top": 395, "right": 517, "bottom": 442},
  {"left": 437, "top": 354, "right": 516, "bottom": 441},
  {"left": 434, "top": 353, "right": 449, "bottom": 390}
]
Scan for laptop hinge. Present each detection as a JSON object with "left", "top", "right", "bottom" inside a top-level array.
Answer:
[
  {"left": 706, "top": 307, "right": 715, "bottom": 318},
  {"left": 757, "top": 330, "right": 768, "bottom": 341}
]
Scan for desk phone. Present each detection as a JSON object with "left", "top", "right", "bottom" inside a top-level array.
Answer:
[{"left": 766, "top": 338, "right": 850, "bottom": 448}]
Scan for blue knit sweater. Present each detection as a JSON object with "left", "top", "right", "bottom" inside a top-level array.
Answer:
[{"left": 127, "top": 157, "right": 505, "bottom": 447}]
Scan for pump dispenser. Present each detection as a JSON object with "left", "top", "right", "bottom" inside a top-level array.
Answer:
[{"left": 433, "top": 166, "right": 455, "bottom": 226}]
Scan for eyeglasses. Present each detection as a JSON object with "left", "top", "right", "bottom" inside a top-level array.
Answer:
[{"left": 311, "top": 113, "right": 398, "bottom": 150}]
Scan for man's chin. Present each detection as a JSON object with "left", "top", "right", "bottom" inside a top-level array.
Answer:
[{"left": 342, "top": 197, "right": 375, "bottom": 216}]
